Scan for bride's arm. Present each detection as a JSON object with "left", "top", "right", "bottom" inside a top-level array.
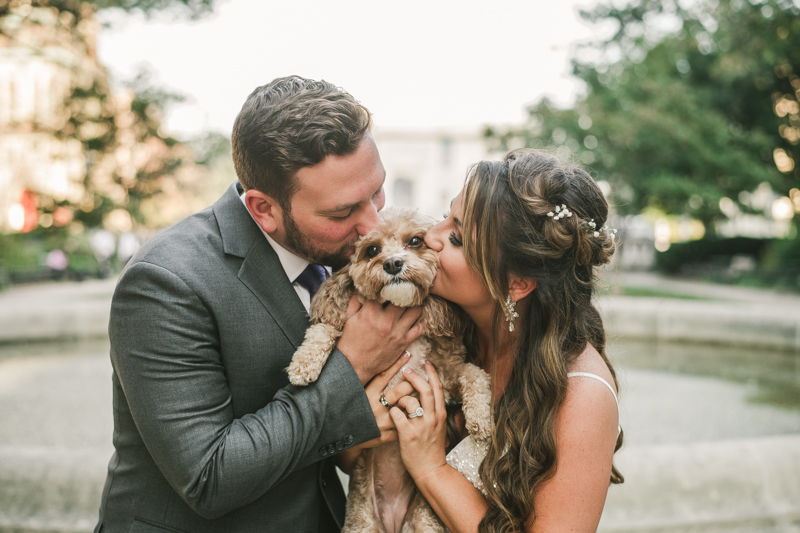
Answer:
[
  {"left": 526, "top": 375, "right": 620, "bottom": 532},
  {"left": 390, "top": 364, "right": 487, "bottom": 533},
  {"left": 394, "top": 363, "right": 620, "bottom": 533},
  {"left": 414, "top": 463, "right": 488, "bottom": 532}
]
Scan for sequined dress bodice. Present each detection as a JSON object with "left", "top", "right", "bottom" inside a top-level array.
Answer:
[{"left": 445, "top": 436, "right": 490, "bottom": 495}]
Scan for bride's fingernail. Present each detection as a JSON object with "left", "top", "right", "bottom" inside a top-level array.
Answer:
[
  {"left": 402, "top": 366, "right": 411, "bottom": 374},
  {"left": 403, "top": 351, "right": 411, "bottom": 359}
]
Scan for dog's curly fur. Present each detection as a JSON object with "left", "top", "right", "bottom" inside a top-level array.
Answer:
[{"left": 286, "top": 206, "right": 492, "bottom": 533}]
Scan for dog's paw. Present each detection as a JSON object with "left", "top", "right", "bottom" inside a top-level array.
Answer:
[
  {"left": 465, "top": 411, "right": 493, "bottom": 441},
  {"left": 285, "top": 323, "right": 341, "bottom": 386},
  {"left": 463, "top": 394, "right": 493, "bottom": 441},
  {"left": 286, "top": 361, "right": 321, "bottom": 386}
]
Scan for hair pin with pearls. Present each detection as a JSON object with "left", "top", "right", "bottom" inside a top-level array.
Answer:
[
  {"left": 588, "top": 219, "right": 617, "bottom": 238},
  {"left": 547, "top": 204, "right": 572, "bottom": 220}
]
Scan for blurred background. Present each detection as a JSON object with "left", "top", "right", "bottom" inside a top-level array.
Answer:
[{"left": 0, "top": 0, "right": 799, "bottom": 532}]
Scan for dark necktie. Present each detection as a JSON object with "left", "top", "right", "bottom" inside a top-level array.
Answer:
[{"left": 294, "top": 263, "right": 327, "bottom": 299}]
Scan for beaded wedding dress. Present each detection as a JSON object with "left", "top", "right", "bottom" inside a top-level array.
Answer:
[{"left": 446, "top": 435, "right": 491, "bottom": 495}]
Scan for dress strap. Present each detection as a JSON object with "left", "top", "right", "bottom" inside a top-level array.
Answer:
[
  {"left": 566, "top": 372, "right": 619, "bottom": 408},
  {"left": 567, "top": 372, "right": 621, "bottom": 435}
]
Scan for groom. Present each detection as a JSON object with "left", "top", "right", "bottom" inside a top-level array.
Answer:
[{"left": 94, "top": 76, "right": 422, "bottom": 533}]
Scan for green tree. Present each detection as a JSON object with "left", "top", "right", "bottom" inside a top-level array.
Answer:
[
  {"left": 0, "top": 0, "right": 216, "bottom": 19},
  {"left": 488, "top": 0, "right": 800, "bottom": 232},
  {"left": 0, "top": 0, "right": 224, "bottom": 281},
  {"left": 89, "top": 0, "right": 214, "bottom": 18},
  {"left": 1, "top": 0, "right": 220, "bottom": 232}
]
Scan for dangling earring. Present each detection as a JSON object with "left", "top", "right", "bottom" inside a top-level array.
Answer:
[{"left": 505, "top": 294, "right": 519, "bottom": 332}]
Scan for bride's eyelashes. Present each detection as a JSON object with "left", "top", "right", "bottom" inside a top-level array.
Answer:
[{"left": 442, "top": 211, "right": 463, "bottom": 246}]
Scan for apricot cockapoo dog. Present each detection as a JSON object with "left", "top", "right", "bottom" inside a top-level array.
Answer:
[{"left": 287, "top": 207, "right": 492, "bottom": 533}]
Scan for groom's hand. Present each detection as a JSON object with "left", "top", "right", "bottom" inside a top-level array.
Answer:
[{"left": 337, "top": 296, "right": 423, "bottom": 385}]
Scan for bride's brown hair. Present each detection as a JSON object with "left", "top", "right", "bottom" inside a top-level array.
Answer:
[{"left": 460, "top": 149, "right": 624, "bottom": 533}]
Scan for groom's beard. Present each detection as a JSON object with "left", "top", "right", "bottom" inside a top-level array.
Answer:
[{"left": 282, "top": 211, "right": 353, "bottom": 271}]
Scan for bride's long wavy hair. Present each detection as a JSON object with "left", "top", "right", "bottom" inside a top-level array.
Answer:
[{"left": 460, "top": 149, "right": 624, "bottom": 533}]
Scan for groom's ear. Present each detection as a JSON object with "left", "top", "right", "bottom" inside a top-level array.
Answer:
[{"left": 245, "top": 189, "right": 284, "bottom": 234}]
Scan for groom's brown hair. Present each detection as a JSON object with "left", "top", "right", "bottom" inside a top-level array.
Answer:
[{"left": 231, "top": 75, "right": 372, "bottom": 209}]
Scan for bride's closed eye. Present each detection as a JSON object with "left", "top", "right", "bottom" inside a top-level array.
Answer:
[{"left": 442, "top": 211, "right": 463, "bottom": 246}]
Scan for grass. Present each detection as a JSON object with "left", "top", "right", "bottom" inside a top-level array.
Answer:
[{"left": 618, "top": 286, "right": 714, "bottom": 300}]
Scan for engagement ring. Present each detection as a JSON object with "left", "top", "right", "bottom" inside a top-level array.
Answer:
[
  {"left": 407, "top": 407, "right": 424, "bottom": 419},
  {"left": 379, "top": 395, "right": 390, "bottom": 408}
]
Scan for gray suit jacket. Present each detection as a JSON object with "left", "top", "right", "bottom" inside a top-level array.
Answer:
[{"left": 95, "top": 183, "right": 380, "bottom": 533}]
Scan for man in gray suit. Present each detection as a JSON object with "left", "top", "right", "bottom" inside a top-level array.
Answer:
[{"left": 95, "top": 76, "right": 421, "bottom": 532}]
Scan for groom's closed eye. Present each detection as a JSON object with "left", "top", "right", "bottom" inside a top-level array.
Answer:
[{"left": 328, "top": 211, "right": 352, "bottom": 220}]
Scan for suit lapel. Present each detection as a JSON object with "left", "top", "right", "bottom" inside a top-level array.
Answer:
[{"left": 214, "top": 182, "right": 310, "bottom": 349}]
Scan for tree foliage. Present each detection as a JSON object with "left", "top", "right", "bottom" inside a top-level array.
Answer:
[
  {"left": 89, "top": 0, "right": 215, "bottom": 18},
  {"left": 0, "top": 0, "right": 216, "bottom": 19},
  {"left": 487, "top": 0, "right": 800, "bottom": 231}
]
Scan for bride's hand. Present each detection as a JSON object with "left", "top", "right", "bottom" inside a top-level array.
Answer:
[
  {"left": 389, "top": 362, "right": 449, "bottom": 485},
  {"left": 336, "top": 350, "right": 415, "bottom": 473}
]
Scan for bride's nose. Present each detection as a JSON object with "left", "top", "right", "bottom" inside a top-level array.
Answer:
[{"left": 424, "top": 221, "right": 446, "bottom": 252}]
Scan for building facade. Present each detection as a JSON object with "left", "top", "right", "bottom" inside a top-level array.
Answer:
[{"left": 374, "top": 128, "right": 489, "bottom": 220}]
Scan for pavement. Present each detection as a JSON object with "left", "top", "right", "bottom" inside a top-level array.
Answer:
[{"left": 1, "top": 273, "right": 800, "bottom": 532}]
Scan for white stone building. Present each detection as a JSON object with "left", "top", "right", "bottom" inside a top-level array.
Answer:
[{"left": 373, "top": 128, "right": 489, "bottom": 220}]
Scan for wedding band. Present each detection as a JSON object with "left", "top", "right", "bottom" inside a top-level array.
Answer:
[
  {"left": 379, "top": 395, "right": 390, "bottom": 408},
  {"left": 407, "top": 407, "right": 424, "bottom": 419}
]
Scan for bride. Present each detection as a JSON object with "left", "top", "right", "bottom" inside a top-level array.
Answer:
[{"left": 390, "top": 148, "right": 624, "bottom": 532}]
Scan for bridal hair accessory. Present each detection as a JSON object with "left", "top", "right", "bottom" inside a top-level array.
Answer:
[
  {"left": 505, "top": 294, "right": 519, "bottom": 332},
  {"left": 407, "top": 407, "right": 424, "bottom": 419},
  {"left": 547, "top": 204, "right": 572, "bottom": 220},
  {"left": 588, "top": 219, "right": 618, "bottom": 238}
]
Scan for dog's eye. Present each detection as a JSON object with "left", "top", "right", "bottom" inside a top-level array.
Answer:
[
  {"left": 366, "top": 245, "right": 381, "bottom": 258},
  {"left": 408, "top": 236, "right": 423, "bottom": 248}
]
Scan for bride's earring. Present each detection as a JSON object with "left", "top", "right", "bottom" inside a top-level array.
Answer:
[{"left": 505, "top": 294, "right": 519, "bottom": 332}]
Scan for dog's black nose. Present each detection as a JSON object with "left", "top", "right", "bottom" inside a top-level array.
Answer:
[{"left": 383, "top": 256, "right": 404, "bottom": 275}]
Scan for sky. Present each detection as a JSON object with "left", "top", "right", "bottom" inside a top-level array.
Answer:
[{"left": 96, "top": 0, "right": 614, "bottom": 138}]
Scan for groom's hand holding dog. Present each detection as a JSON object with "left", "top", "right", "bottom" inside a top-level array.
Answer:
[{"left": 338, "top": 297, "right": 424, "bottom": 385}]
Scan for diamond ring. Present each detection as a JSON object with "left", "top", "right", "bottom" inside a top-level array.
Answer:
[
  {"left": 379, "top": 395, "right": 390, "bottom": 408},
  {"left": 407, "top": 407, "right": 424, "bottom": 419}
]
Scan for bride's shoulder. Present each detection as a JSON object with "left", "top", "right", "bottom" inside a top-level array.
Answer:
[
  {"left": 566, "top": 343, "right": 616, "bottom": 393},
  {"left": 557, "top": 345, "right": 619, "bottom": 443}
]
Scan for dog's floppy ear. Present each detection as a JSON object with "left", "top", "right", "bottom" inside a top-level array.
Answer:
[
  {"left": 419, "top": 295, "right": 467, "bottom": 338},
  {"left": 309, "top": 268, "right": 355, "bottom": 330}
]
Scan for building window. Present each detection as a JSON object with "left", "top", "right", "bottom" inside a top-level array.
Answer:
[
  {"left": 393, "top": 177, "right": 414, "bottom": 207},
  {"left": 441, "top": 137, "right": 453, "bottom": 167}
]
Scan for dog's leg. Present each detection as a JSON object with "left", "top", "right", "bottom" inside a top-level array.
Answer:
[
  {"left": 343, "top": 451, "right": 384, "bottom": 533},
  {"left": 286, "top": 323, "right": 342, "bottom": 386},
  {"left": 400, "top": 490, "right": 445, "bottom": 533},
  {"left": 457, "top": 362, "right": 493, "bottom": 441}
]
